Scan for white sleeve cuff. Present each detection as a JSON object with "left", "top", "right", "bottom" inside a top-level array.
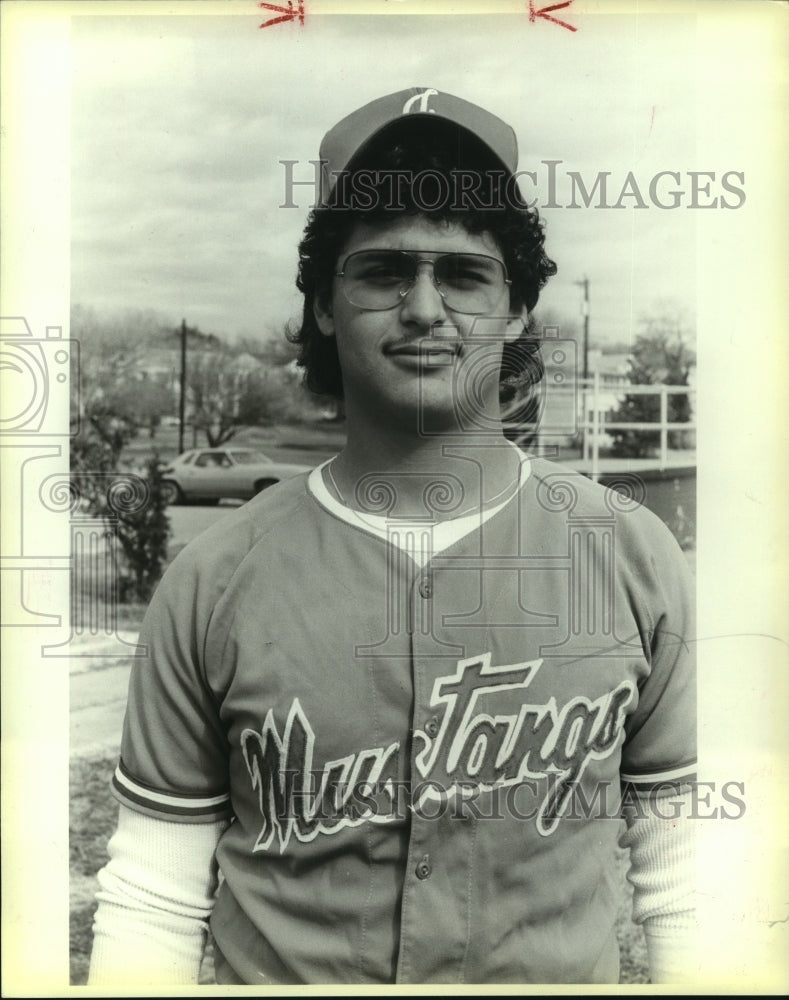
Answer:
[
  {"left": 620, "top": 790, "right": 697, "bottom": 983},
  {"left": 643, "top": 912, "right": 697, "bottom": 984},
  {"left": 88, "top": 804, "right": 227, "bottom": 986}
]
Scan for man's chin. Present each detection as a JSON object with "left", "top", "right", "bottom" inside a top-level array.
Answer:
[
  {"left": 351, "top": 380, "right": 499, "bottom": 437},
  {"left": 410, "top": 392, "right": 492, "bottom": 437}
]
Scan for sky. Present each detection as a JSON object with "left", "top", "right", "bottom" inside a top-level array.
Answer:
[{"left": 69, "top": 5, "right": 714, "bottom": 350}]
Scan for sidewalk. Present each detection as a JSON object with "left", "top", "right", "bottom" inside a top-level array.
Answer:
[{"left": 70, "top": 631, "right": 140, "bottom": 758}]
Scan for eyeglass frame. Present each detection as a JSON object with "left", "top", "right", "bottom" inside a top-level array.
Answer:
[{"left": 333, "top": 249, "right": 513, "bottom": 315}]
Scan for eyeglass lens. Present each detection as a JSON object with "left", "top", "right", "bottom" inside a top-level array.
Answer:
[{"left": 339, "top": 251, "right": 508, "bottom": 314}]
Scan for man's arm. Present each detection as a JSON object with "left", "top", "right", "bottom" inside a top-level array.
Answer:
[
  {"left": 89, "top": 805, "right": 227, "bottom": 985},
  {"left": 615, "top": 509, "right": 697, "bottom": 983},
  {"left": 89, "top": 519, "right": 248, "bottom": 983},
  {"left": 621, "top": 790, "right": 696, "bottom": 984}
]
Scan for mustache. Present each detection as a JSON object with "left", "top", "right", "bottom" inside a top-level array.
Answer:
[{"left": 385, "top": 327, "right": 463, "bottom": 356}]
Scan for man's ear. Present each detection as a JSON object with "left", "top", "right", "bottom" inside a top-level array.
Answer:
[{"left": 313, "top": 294, "right": 335, "bottom": 338}]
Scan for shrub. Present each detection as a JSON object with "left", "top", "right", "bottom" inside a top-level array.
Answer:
[
  {"left": 113, "top": 454, "right": 171, "bottom": 603},
  {"left": 608, "top": 328, "right": 694, "bottom": 459}
]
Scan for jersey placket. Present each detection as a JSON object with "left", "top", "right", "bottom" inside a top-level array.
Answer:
[{"left": 395, "top": 562, "right": 476, "bottom": 984}]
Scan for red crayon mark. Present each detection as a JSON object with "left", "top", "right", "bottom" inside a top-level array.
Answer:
[
  {"left": 528, "top": 0, "right": 577, "bottom": 32},
  {"left": 259, "top": 0, "right": 305, "bottom": 29}
]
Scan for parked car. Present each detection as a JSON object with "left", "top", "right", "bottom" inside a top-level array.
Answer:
[{"left": 160, "top": 448, "right": 313, "bottom": 504}]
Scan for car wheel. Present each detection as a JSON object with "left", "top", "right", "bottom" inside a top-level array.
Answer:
[
  {"left": 253, "top": 478, "right": 278, "bottom": 495},
  {"left": 161, "top": 480, "right": 184, "bottom": 505}
]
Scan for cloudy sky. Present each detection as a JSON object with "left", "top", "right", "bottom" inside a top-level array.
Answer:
[{"left": 69, "top": 5, "right": 719, "bottom": 348}]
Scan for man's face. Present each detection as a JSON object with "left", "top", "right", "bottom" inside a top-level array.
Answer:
[{"left": 314, "top": 215, "right": 520, "bottom": 433}]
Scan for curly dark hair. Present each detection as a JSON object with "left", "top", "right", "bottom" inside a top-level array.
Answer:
[{"left": 289, "top": 118, "right": 557, "bottom": 401}]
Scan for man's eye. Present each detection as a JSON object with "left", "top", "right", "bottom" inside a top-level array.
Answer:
[
  {"left": 443, "top": 268, "right": 491, "bottom": 287},
  {"left": 360, "top": 267, "right": 408, "bottom": 284},
  {"left": 439, "top": 258, "right": 498, "bottom": 287}
]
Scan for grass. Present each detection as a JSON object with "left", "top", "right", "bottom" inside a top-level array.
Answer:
[
  {"left": 69, "top": 754, "right": 119, "bottom": 986},
  {"left": 70, "top": 748, "right": 648, "bottom": 985}
]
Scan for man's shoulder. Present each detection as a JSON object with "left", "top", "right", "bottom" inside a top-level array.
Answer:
[
  {"left": 164, "top": 471, "right": 315, "bottom": 580},
  {"left": 518, "top": 455, "right": 693, "bottom": 621},
  {"left": 522, "top": 454, "right": 678, "bottom": 549}
]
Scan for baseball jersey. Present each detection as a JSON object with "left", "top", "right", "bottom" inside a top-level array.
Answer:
[{"left": 111, "top": 453, "right": 696, "bottom": 985}]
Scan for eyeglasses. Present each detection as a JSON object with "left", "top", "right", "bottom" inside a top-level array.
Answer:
[{"left": 335, "top": 250, "right": 511, "bottom": 315}]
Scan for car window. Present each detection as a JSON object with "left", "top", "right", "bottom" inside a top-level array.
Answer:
[
  {"left": 180, "top": 452, "right": 195, "bottom": 465},
  {"left": 195, "top": 452, "right": 226, "bottom": 467},
  {"left": 229, "top": 450, "right": 270, "bottom": 464}
]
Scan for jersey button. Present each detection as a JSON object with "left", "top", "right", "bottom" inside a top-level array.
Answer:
[
  {"left": 418, "top": 575, "right": 433, "bottom": 599},
  {"left": 425, "top": 717, "right": 440, "bottom": 738},
  {"left": 415, "top": 854, "right": 432, "bottom": 880}
]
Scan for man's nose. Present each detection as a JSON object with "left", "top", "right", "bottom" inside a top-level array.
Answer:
[{"left": 398, "top": 264, "right": 447, "bottom": 327}]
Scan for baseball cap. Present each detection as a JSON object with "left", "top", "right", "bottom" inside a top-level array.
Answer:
[{"left": 317, "top": 87, "right": 519, "bottom": 207}]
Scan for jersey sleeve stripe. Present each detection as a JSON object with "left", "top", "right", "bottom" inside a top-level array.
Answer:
[
  {"left": 620, "top": 761, "right": 697, "bottom": 791},
  {"left": 111, "top": 764, "right": 231, "bottom": 818}
]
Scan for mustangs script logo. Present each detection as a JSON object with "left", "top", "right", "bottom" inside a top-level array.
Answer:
[{"left": 241, "top": 653, "right": 634, "bottom": 853}]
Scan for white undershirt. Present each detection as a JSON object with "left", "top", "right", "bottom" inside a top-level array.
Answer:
[{"left": 308, "top": 444, "right": 531, "bottom": 568}]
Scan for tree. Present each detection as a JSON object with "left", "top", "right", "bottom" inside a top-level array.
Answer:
[
  {"left": 135, "top": 373, "right": 174, "bottom": 438},
  {"left": 71, "top": 345, "right": 144, "bottom": 481},
  {"left": 194, "top": 329, "right": 335, "bottom": 433},
  {"left": 187, "top": 349, "right": 271, "bottom": 446},
  {"left": 71, "top": 304, "right": 178, "bottom": 461},
  {"left": 70, "top": 305, "right": 173, "bottom": 601},
  {"left": 606, "top": 355, "right": 660, "bottom": 458},
  {"left": 235, "top": 332, "right": 298, "bottom": 368},
  {"left": 231, "top": 375, "right": 266, "bottom": 428},
  {"left": 609, "top": 306, "right": 696, "bottom": 458},
  {"left": 237, "top": 330, "right": 338, "bottom": 424}
]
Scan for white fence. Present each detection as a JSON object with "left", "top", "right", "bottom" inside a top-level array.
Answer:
[
  {"left": 511, "top": 373, "right": 697, "bottom": 481},
  {"left": 580, "top": 373, "right": 696, "bottom": 478}
]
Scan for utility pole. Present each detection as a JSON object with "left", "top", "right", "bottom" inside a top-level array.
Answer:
[
  {"left": 574, "top": 278, "right": 591, "bottom": 463},
  {"left": 178, "top": 318, "right": 187, "bottom": 454},
  {"left": 574, "top": 277, "right": 590, "bottom": 380}
]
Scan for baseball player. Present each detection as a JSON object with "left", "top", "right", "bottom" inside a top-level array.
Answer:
[{"left": 89, "top": 88, "right": 696, "bottom": 985}]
